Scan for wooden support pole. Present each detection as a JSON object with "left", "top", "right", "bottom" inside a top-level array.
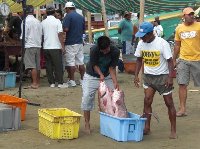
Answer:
[
  {"left": 139, "top": 0, "right": 145, "bottom": 23},
  {"left": 101, "top": 0, "right": 109, "bottom": 37},
  {"left": 36, "top": 6, "right": 41, "bottom": 20},
  {"left": 87, "top": 11, "right": 93, "bottom": 43},
  {"left": 138, "top": 0, "right": 145, "bottom": 86}
]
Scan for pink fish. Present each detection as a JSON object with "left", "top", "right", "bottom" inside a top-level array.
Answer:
[
  {"left": 98, "top": 81, "right": 114, "bottom": 115},
  {"left": 112, "top": 89, "right": 128, "bottom": 118}
]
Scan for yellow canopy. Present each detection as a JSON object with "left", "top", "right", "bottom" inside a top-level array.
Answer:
[{"left": 0, "top": 0, "right": 53, "bottom": 13}]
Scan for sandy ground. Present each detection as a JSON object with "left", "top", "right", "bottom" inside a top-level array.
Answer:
[{"left": 0, "top": 71, "right": 200, "bottom": 149}]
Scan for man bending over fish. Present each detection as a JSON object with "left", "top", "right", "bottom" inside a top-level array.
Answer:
[{"left": 81, "top": 36, "right": 120, "bottom": 134}]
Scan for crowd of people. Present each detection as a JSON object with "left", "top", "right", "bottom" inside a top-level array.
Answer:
[
  {"left": 22, "top": 2, "right": 85, "bottom": 89},
  {"left": 2, "top": 2, "right": 200, "bottom": 139}
]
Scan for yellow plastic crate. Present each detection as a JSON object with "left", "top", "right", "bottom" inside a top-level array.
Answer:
[{"left": 38, "top": 108, "right": 82, "bottom": 139}]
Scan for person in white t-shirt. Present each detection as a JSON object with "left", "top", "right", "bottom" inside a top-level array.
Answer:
[
  {"left": 21, "top": 5, "right": 42, "bottom": 89},
  {"left": 133, "top": 22, "right": 177, "bottom": 139},
  {"left": 153, "top": 20, "right": 163, "bottom": 37},
  {"left": 42, "top": 5, "right": 67, "bottom": 88}
]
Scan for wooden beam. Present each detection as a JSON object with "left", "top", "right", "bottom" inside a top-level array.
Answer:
[
  {"left": 101, "top": 0, "right": 109, "bottom": 37},
  {"left": 139, "top": 0, "right": 145, "bottom": 23},
  {"left": 36, "top": 6, "right": 41, "bottom": 20},
  {"left": 87, "top": 11, "right": 93, "bottom": 43},
  {"left": 139, "top": 0, "right": 145, "bottom": 86}
]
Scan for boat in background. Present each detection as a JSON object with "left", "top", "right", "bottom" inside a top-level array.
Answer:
[{"left": 86, "top": 10, "right": 182, "bottom": 43}]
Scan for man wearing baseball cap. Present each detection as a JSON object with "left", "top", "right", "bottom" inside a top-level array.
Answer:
[
  {"left": 173, "top": 7, "right": 200, "bottom": 117},
  {"left": 64, "top": 2, "right": 75, "bottom": 8},
  {"left": 134, "top": 22, "right": 177, "bottom": 139},
  {"left": 63, "top": 1, "right": 85, "bottom": 87}
]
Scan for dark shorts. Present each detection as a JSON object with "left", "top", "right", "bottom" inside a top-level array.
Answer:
[{"left": 143, "top": 74, "right": 173, "bottom": 95}]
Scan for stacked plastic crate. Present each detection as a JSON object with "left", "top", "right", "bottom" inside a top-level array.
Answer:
[{"left": 0, "top": 103, "right": 21, "bottom": 132}]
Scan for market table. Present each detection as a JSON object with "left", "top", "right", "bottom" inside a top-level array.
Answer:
[{"left": 0, "top": 42, "right": 21, "bottom": 70}]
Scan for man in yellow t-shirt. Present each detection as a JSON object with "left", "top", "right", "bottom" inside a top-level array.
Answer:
[{"left": 173, "top": 7, "right": 200, "bottom": 117}]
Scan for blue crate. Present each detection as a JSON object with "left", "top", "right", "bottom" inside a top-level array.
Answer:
[
  {"left": 0, "top": 72, "right": 16, "bottom": 88},
  {"left": 100, "top": 112, "right": 147, "bottom": 142}
]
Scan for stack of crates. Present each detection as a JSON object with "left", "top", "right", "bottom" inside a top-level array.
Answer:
[
  {"left": 38, "top": 108, "right": 82, "bottom": 139},
  {"left": 0, "top": 103, "right": 21, "bottom": 132},
  {"left": 0, "top": 94, "right": 28, "bottom": 121}
]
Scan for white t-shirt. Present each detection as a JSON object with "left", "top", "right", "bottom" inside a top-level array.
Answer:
[
  {"left": 134, "top": 37, "right": 172, "bottom": 75},
  {"left": 42, "top": 15, "right": 63, "bottom": 49},
  {"left": 21, "top": 15, "right": 42, "bottom": 48},
  {"left": 153, "top": 25, "right": 163, "bottom": 37}
]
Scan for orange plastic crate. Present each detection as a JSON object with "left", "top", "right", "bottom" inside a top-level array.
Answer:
[
  {"left": 0, "top": 94, "right": 28, "bottom": 121},
  {"left": 124, "top": 61, "right": 136, "bottom": 75}
]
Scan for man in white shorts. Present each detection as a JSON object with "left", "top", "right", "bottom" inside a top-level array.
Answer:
[{"left": 63, "top": 2, "right": 85, "bottom": 87}]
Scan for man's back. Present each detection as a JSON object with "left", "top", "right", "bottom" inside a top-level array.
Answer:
[
  {"left": 42, "top": 15, "right": 63, "bottom": 49},
  {"left": 25, "top": 15, "right": 42, "bottom": 48},
  {"left": 63, "top": 11, "right": 85, "bottom": 45}
]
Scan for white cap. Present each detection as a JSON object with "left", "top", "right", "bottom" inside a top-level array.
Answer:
[{"left": 64, "top": 2, "right": 75, "bottom": 8}]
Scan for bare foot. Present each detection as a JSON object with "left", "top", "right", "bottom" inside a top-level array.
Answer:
[
  {"left": 84, "top": 123, "right": 91, "bottom": 134},
  {"left": 169, "top": 133, "right": 177, "bottom": 139},
  {"left": 31, "top": 84, "right": 39, "bottom": 89},
  {"left": 176, "top": 111, "right": 187, "bottom": 117}
]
